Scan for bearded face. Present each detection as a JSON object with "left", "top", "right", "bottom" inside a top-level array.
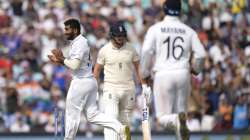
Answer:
[{"left": 64, "top": 25, "right": 76, "bottom": 40}]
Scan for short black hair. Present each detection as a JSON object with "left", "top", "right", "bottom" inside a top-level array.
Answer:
[{"left": 64, "top": 18, "right": 81, "bottom": 33}]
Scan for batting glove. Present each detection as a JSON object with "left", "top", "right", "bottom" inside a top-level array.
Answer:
[{"left": 142, "top": 84, "right": 152, "bottom": 106}]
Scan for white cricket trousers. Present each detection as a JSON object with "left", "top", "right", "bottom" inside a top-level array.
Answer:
[
  {"left": 64, "top": 77, "right": 123, "bottom": 140},
  {"left": 153, "top": 69, "right": 191, "bottom": 129},
  {"left": 102, "top": 87, "right": 135, "bottom": 140}
]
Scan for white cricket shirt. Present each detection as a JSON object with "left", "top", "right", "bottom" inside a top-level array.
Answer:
[
  {"left": 68, "top": 35, "right": 93, "bottom": 79},
  {"left": 141, "top": 16, "right": 206, "bottom": 78},
  {"left": 97, "top": 42, "right": 139, "bottom": 89}
]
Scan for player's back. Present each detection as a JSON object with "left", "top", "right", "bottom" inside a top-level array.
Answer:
[{"left": 146, "top": 16, "right": 200, "bottom": 72}]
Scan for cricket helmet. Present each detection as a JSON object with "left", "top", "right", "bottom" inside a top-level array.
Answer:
[
  {"left": 163, "top": 0, "right": 181, "bottom": 16},
  {"left": 109, "top": 22, "right": 127, "bottom": 39}
]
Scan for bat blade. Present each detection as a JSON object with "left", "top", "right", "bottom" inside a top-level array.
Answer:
[{"left": 142, "top": 97, "right": 151, "bottom": 140}]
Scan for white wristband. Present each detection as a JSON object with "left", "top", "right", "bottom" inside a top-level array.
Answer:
[{"left": 64, "top": 58, "right": 81, "bottom": 70}]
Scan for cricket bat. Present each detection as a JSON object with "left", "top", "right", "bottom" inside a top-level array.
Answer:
[{"left": 142, "top": 97, "right": 151, "bottom": 140}]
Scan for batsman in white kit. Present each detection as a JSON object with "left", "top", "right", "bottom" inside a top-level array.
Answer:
[
  {"left": 48, "top": 18, "right": 130, "bottom": 140},
  {"left": 140, "top": 0, "right": 206, "bottom": 140},
  {"left": 94, "top": 22, "right": 140, "bottom": 140}
]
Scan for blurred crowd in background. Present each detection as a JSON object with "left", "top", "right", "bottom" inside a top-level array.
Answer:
[{"left": 0, "top": 0, "right": 250, "bottom": 134}]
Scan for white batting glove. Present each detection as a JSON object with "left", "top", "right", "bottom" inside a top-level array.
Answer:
[{"left": 142, "top": 84, "right": 152, "bottom": 106}]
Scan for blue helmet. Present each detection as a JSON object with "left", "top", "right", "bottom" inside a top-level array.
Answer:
[
  {"left": 163, "top": 0, "right": 181, "bottom": 16},
  {"left": 109, "top": 22, "right": 127, "bottom": 39}
]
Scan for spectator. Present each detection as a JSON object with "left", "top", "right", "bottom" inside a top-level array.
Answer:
[
  {"left": 233, "top": 94, "right": 249, "bottom": 130},
  {"left": 201, "top": 99, "right": 215, "bottom": 131},
  {"left": 6, "top": 86, "right": 19, "bottom": 115},
  {"left": 214, "top": 94, "right": 233, "bottom": 130},
  {"left": 9, "top": 111, "right": 30, "bottom": 133}
]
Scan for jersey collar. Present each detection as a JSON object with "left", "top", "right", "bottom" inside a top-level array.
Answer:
[
  {"left": 163, "top": 16, "right": 179, "bottom": 21},
  {"left": 110, "top": 42, "right": 126, "bottom": 50},
  {"left": 71, "top": 34, "right": 82, "bottom": 44}
]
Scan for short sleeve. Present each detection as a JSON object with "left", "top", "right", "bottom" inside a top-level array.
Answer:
[{"left": 97, "top": 47, "right": 105, "bottom": 65}]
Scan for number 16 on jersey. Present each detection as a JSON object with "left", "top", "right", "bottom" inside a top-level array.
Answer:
[
  {"left": 142, "top": 97, "right": 151, "bottom": 140},
  {"left": 163, "top": 36, "right": 184, "bottom": 60}
]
